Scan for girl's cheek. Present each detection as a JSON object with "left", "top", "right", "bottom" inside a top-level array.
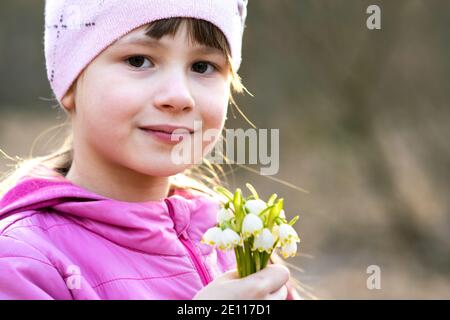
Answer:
[
  {"left": 202, "top": 85, "right": 229, "bottom": 126},
  {"left": 197, "top": 86, "right": 229, "bottom": 153},
  {"left": 90, "top": 76, "right": 144, "bottom": 126},
  {"left": 194, "top": 77, "right": 229, "bottom": 114},
  {"left": 76, "top": 94, "right": 139, "bottom": 150}
]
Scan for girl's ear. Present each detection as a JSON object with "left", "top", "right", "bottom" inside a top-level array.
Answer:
[{"left": 61, "top": 83, "right": 76, "bottom": 112}]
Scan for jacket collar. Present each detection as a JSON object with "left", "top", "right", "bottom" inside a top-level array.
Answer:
[{"left": 0, "top": 173, "right": 220, "bottom": 256}]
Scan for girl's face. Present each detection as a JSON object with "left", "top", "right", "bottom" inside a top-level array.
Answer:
[{"left": 63, "top": 22, "right": 231, "bottom": 177}]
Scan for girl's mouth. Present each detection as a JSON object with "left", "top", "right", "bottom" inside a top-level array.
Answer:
[{"left": 140, "top": 128, "right": 190, "bottom": 144}]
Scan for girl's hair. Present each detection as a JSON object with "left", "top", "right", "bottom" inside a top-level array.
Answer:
[{"left": 0, "top": 17, "right": 308, "bottom": 299}]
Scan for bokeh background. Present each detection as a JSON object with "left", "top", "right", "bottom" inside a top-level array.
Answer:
[{"left": 1, "top": 0, "right": 449, "bottom": 298}]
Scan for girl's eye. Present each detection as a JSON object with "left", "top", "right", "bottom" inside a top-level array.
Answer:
[
  {"left": 191, "top": 61, "right": 217, "bottom": 74},
  {"left": 126, "top": 55, "right": 153, "bottom": 69}
]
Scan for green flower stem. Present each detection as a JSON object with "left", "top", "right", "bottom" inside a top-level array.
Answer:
[
  {"left": 255, "top": 251, "right": 261, "bottom": 272},
  {"left": 261, "top": 251, "right": 272, "bottom": 269},
  {"left": 236, "top": 245, "right": 272, "bottom": 277},
  {"left": 244, "top": 247, "right": 249, "bottom": 277},
  {"left": 241, "top": 244, "right": 246, "bottom": 277},
  {"left": 234, "top": 247, "right": 243, "bottom": 278},
  {"left": 244, "top": 241, "right": 251, "bottom": 276},
  {"left": 242, "top": 246, "right": 248, "bottom": 277},
  {"left": 236, "top": 246, "right": 242, "bottom": 277},
  {"left": 247, "top": 236, "right": 254, "bottom": 275},
  {"left": 250, "top": 247, "right": 255, "bottom": 274},
  {"left": 246, "top": 239, "right": 256, "bottom": 276}
]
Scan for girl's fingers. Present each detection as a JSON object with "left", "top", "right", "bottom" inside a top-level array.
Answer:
[
  {"left": 265, "top": 285, "right": 288, "bottom": 300},
  {"left": 242, "top": 264, "right": 290, "bottom": 297},
  {"left": 248, "top": 264, "right": 289, "bottom": 296},
  {"left": 221, "top": 269, "right": 240, "bottom": 280}
]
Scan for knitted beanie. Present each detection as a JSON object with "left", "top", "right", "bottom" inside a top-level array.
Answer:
[{"left": 44, "top": 0, "right": 248, "bottom": 104}]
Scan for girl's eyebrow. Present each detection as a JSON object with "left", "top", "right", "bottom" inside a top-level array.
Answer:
[
  {"left": 116, "top": 36, "right": 164, "bottom": 48},
  {"left": 191, "top": 46, "right": 224, "bottom": 57},
  {"left": 116, "top": 36, "right": 223, "bottom": 56}
]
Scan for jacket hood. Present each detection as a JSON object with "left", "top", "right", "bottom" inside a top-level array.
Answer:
[{"left": 0, "top": 173, "right": 222, "bottom": 256}]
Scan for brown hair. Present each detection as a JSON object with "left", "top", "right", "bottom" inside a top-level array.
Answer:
[{"left": 0, "top": 17, "right": 308, "bottom": 299}]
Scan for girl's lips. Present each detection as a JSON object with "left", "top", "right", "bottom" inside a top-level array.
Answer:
[{"left": 140, "top": 128, "right": 190, "bottom": 144}]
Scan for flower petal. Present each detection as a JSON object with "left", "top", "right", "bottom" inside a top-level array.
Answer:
[
  {"left": 241, "top": 214, "right": 264, "bottom": 239},
  {"left": 280, "top": 241, "right": 297, "bottom": 258},
  {"left": 244, "top": 199, "right": 267, "bottom": 216},
  {"left": 201, "top": 227, "right": 222, "bottom": 246}
]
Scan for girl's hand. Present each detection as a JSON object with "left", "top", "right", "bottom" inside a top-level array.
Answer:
[{"left": 193, "top": 264, "right": 290, "bottom": 300}]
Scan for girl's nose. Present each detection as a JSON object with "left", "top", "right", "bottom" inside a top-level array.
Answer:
[{"left": 153, "top": 71, "right": 195, "bottom": 113}]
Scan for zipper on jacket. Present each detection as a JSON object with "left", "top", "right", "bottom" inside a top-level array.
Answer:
[
  {"left": 164, "top": 199, "right": 212, "bottom": 286},
  {"left": 179, "top": 231, "right": 212, "bottom": 286}
]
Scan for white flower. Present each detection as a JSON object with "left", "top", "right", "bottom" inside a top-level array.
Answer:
[
  {"left": 201, "top": 227, "right": 222, "bottom": 246},
  {"left": 217, "top": 228, "right": 242, "bottom": 250},
  {"left": 244, "top": 199, "right": 267, "bottom": 216},
  {"left": 252, "top": 228, "right": 276, "bottom": 253},
  {"left": 279, "top": 209, "right": 286, "bottom": 219},
  {"left": 278, "top": 223, "right": 300, "bottom": 246},
  {"left": 272, "top": 224, "right": 280, "bottom": 246},
  {"left": 280, "top": 241, "right": 297, "bottom": 258},
  {"left": 241, "top": 213, "right": 264, "bottom": 239},
  {"left": 218, "top": 207, "right": 234, "bottom": 224}
]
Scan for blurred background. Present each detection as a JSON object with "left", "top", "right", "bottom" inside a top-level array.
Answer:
[{"left": 1, "top": 0, "right": 449, "bottom": 298}]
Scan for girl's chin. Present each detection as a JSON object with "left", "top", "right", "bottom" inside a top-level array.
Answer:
[{"left": 135, "top": 162, "right": 194, "bottom": 177}]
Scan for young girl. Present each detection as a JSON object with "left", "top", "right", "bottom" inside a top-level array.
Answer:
[{"left": 0, "top": 0, "right": 300, "bottom": 300}]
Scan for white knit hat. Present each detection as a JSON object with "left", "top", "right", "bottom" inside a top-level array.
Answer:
[{"left": 44, "top": 0, "right": 248, "bottom": 103}]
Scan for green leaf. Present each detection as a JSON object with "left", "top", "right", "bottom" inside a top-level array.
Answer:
[
  {"left": 258, "top": 205, "right": 274, "bottom": 219},
  {"left": 213, "top": 186, "right": 234, "bottom": 201},
  {"left": 267, "top": 198, "right": 283, "bottom": 230},
  {"left": 233, "top": 189, "right": 242, "bottom": 212},
  {"left": 275, "top": 216, "right": 284, "bottom": 225},
  {"left": 288, "top": 215, "right": 300, "bottom": 226},
  {"left": 246, "top": 195, "right": 256, "bottom": 201},
  {"left": 233, "top": 189, "right": 244, "bottom": 232},
  {"left": 245, "top": 183, "right": 259, "bottom": 200},
  {"left": 267, "top": 193, "right": 278, "bottom": 206}
]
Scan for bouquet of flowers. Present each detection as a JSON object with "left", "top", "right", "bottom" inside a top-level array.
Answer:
[{"left": 201, "top": 183, "right": 300, "bottom": 278}]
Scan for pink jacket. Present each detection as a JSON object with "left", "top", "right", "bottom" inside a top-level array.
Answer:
[{"left": 0, "top": 175, "right": 236, "bottom": 299}]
